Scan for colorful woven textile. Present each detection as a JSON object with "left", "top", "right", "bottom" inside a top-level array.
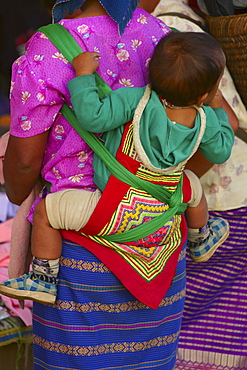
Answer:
[
  {"left": 0, "top": 316, "right": 32, "bottom": 347},
  {"left": 62, "top": 122, "right": 190, "bottom": 309},
  {"left": 33, "top": 238, "right": 186, "bottom": 370},
  {"left": 175, "top": 206, "right": 247, "bottom": 370}
]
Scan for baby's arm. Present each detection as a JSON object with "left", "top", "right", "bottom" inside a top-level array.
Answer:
[
  {"left": 72, "top": 52, "right": 101, "bottom": 76},
  {"left": 199, "top": 101, "right": 234, "bottom": 164},
  {"left": 68, "top": 53, "right": 144, "bottom": 133},
  {"left": 186, "top": 89, "right": 238, "bottom": 177}
]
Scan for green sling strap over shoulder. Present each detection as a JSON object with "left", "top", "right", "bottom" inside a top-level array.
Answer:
[
  {"left": 38, "top": 24, "right": 188, "bottom": 243},
  {"left": 39, "top": 24, "right": 111, "bottom": 99}
]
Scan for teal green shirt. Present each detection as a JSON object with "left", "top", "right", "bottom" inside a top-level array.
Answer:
[{"left": 67, "top": 75, "right": 234, "bottom": 190}]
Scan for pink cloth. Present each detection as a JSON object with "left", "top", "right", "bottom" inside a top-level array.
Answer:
[
  {"left": 8, "top": 183, "right": 42, "bottom": 278},
  {"left": 0, "top": 246, "right": 10, "bottom": 267},
  {"left": 0, "top": 131, "right": 42, "bottom": 278},
  {"left": 0, "top": 219, "right": 12, "bottom": 267},
  {"left": 0, "top": 142, "right": 33, "bottom": 322},
  {"left": 6, "top": 9, "right": 169, "bottom": 280},
  {"left": 0, "top": 217, "right": 12, "bottom": 243},
  {"left": 0, "top": 220, "right": 32, "bottom": 326},
  {"left": 10, "top": 10, "right": 169, "bottom": 197}
]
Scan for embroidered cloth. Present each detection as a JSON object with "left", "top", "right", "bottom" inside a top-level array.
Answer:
[{"left": 62, "top": 121, "right": 191, "bottom": 308}]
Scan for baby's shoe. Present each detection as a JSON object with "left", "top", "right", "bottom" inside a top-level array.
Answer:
[
  {"left": 0, "top": 271, "right": 57, "bottom": 304},
  {"left": 188, "top": 217, "right": 229, "bottom": 262}
]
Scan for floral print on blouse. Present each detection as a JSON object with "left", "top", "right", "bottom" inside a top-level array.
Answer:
[{"left": 10, "top": 9, "right": 170, "bottom": 196}]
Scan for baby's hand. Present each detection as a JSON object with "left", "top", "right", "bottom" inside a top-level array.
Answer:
[
  {"left": 72, "top": 52, "right": 101, "bottom": 77},
  {"left": 208, "top": 89, "right": 223, "bottom": 109}
]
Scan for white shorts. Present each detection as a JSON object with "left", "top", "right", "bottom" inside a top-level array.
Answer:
[{"left": 45, "top": 189, "right": 101, "bottom": 231}]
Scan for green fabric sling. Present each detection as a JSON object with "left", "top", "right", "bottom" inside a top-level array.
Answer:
[
  {"left": 39, "top": 24, "right": 111, "bottom": 99},
  {"left": 38, "top": 24, "right": 188, "bottom": 243}
]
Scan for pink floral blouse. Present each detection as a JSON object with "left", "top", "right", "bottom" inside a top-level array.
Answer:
[{"left": 9, "top": 9, "right": 170, "bottom": 195}]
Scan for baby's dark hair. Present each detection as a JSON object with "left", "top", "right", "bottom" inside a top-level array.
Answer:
[{"left": 149, "top": 32, "right": 225, "bottom": 106}]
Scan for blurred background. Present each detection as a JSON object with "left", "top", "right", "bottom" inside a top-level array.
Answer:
[{"left": 0, "top": 0, "right": 53, "bottom": 136}]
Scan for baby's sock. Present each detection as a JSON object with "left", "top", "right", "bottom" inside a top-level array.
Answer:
[
  {"left": 32, "top": 257, "right": 59, "bottom": 284},
  {"left": 188, "top": 224, "right": 210, "bottom": 242}
]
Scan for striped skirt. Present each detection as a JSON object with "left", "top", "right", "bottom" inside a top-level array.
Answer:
[
  {"left": 175, "top": 207, "right": 247, "bottom": 370},
  {"left": 32, "top": 238, "right": 186, "bottom": 370}
]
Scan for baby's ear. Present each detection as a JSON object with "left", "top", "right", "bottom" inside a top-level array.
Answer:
[{"left": 197, "top": 93, "right": 208, "bottom": 107}]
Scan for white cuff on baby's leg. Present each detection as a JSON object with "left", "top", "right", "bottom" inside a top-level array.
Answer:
[{"left": 184, "top": 169, "right": 203, "bottom": 208}]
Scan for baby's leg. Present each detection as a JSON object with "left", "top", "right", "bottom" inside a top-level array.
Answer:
[
  {"left": 185, "top": 190, "right": 208, "bottom": 229},
  {"left": 185, "top": 170, "right": 229, "bottom": 262},
  {"left": 30, "top": 188, "right": 101, "bottom": 294},
  {"left": 32, "top": 198, "right": 62, "bottom": 260},
  {"left": 0, "top": 189, "right": 101, "bottom": 304},
  {"left": 0, "top": 198, "right": 60, "bottom": 305}
]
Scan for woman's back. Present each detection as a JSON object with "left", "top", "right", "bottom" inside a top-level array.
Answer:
[{"left": 10, "top": 9, "right": 170, "bottom": 194}]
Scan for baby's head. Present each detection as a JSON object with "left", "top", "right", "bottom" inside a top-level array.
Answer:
[{"left": 149, "top": 31, "right": 226, "bottom": 106}]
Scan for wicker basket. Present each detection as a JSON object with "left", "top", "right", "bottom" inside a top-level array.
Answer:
[{"left": 206, "top": 13, "right": 247, "bottom": 108}]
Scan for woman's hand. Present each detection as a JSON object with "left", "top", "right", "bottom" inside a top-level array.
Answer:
[{"left": 72, "top": 52, "right": 101, "bottom": 77}]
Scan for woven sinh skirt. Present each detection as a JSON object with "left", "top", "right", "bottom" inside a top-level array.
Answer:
[
  {"left": 32, "top": 238, "right": 186, "bottom": 370},
  {"left": 175, "top": 207, "right": 247, "bottom": 370}
]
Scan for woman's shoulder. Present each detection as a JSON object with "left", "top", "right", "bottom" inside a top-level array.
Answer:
[
  {"left": 23, "top": 28, "right": 59, "bottom": 62},
  {"left": 18, "top": 26, "right": 74, "bottom": 85},
  {"left": 131, "top": 8, "right": 171, "bottom": 33},
  {"left": 23, "top": 9, "right": 170, "bottom": 56},
  {"left": 57, "top": 8, "right": 170, "bottom": 38}
]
